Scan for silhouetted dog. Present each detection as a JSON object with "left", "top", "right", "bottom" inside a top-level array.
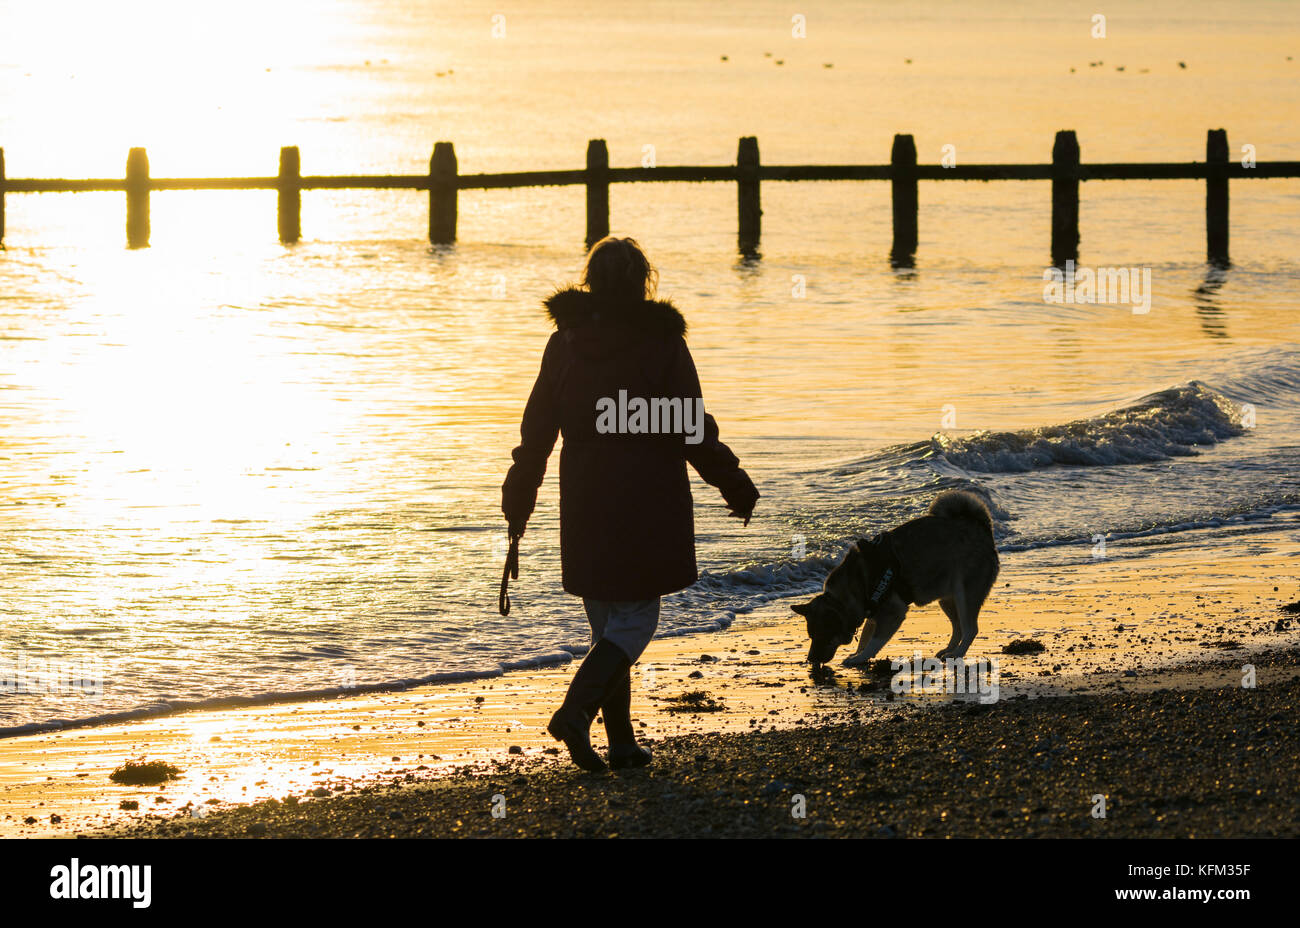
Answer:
[{"left": 792, "top": 491, "right": 999, "bottom": 666}]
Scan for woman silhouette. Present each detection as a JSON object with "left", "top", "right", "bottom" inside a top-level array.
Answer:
[{"left": 502, "top": 236, "right": 759, "bottom": 771}]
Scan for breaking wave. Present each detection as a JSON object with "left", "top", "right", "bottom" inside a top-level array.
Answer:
[{"left": 928, "top": 382, "right": 1245, "bottom": 473}]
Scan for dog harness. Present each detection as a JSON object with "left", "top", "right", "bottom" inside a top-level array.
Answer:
[{"left": 857, "top": 531, "right": 914, "bottom": 607}]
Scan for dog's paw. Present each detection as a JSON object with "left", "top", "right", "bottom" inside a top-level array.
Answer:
[{"left": 841, "top": 653, "right": 870, "bottom": 668}]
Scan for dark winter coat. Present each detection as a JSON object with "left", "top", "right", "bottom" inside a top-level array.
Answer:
[{"left": 501, "top": 287, "right": 759, "bottom": 601}]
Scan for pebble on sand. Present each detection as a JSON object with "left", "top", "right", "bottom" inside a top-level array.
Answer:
[
  {"left": 109, "top": 760, "right": 181, "bottom": 786},
  {"left": 1002, "top": 639, "right": 1046, "bottom": 655}
]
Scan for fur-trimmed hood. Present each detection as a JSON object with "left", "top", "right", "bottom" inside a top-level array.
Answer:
[{"left": 543, "top": 287, "right": 686, "bottom": 339}]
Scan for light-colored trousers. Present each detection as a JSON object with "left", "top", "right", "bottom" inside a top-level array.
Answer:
[{"left": 583, "top": 597, "right": 660, "bottom": 663}]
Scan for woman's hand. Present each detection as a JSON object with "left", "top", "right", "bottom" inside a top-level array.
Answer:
[{"left": 727, "top": 508, "right": 752, "bottom": 528}]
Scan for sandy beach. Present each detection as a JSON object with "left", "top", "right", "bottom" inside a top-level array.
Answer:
[{"left": 1, "top": 530, "right": 1295, "bottom": 839}]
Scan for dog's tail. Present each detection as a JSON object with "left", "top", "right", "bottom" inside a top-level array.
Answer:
[{"left": 929, "top": 490, "right": 994, "bottom": 534}]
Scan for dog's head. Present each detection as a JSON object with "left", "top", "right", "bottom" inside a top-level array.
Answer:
[
  {"left": 791, "top": 593, "right": 864, "bottom": 665},
  {"left": 793, "top": 538, "right": 895, "bottom": 665}
]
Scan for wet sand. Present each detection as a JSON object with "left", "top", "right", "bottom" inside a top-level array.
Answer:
[{"left": 2, "top": 535, "right": 1297, "bottom": 838}]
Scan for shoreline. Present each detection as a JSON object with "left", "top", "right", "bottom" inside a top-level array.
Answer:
[
  {"left": 0, "top": 598, "right": 771, "bottom": 742},
  {"left": 1, "top": 533, "right": 1296, "bottom": 838},
  {"left": 11, "top": 508, "right": 1297, "bottom": 742}
]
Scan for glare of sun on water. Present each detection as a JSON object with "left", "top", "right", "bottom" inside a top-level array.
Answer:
[{"left": 17, "top": 245, "right": 350, "bottom": 528}]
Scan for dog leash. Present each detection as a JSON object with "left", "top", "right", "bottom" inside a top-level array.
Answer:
[{"left": 498, "top": 533, "right": 521, "bottom": 616}]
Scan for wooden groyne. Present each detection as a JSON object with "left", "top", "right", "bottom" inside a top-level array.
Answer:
[{"left": 1, "top": 130, "right": 1296, "bottom": 266}]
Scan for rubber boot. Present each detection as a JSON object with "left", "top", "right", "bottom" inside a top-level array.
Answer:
[
  {"left": 547, "top": 639, "right": 630, "bottom": 772},
  {"left": 602, "top": 670, "right": 652, "bottom": 769}
]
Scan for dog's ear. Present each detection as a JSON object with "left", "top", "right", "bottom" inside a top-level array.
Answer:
[{"left": 790, "top": 601, "right": 812, "bottom": 617}]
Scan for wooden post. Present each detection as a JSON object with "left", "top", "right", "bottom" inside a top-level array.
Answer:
[
  {"left": 890, "top": 134, "right": 918, "bottom": 266},
  {"left": 1051, "top": 130, "right": 1080, "bottom": 267},
  {"left": 1206, "top": 128, "right": 1229, "bottom": 266},
  {"left": 278, "top": 146, "right": 301, "bottom": 244},
  {"left": 737, "top": 136, "right": 761, "bottom": 256},
  {"left": 1050, "top": 127, "right": 1081, "bottom": 263},
  {"left": 0, "top": 148, "right": 6, "bottom": 249},
  {"left": 125, "top": 147, "right": 150, "bottom": 249},
  {"left": 429, "top": 141, "right": 458, "bottom": 245},
  {"left": 585, "top": 139, "right": 609, "bottom": 248}
]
